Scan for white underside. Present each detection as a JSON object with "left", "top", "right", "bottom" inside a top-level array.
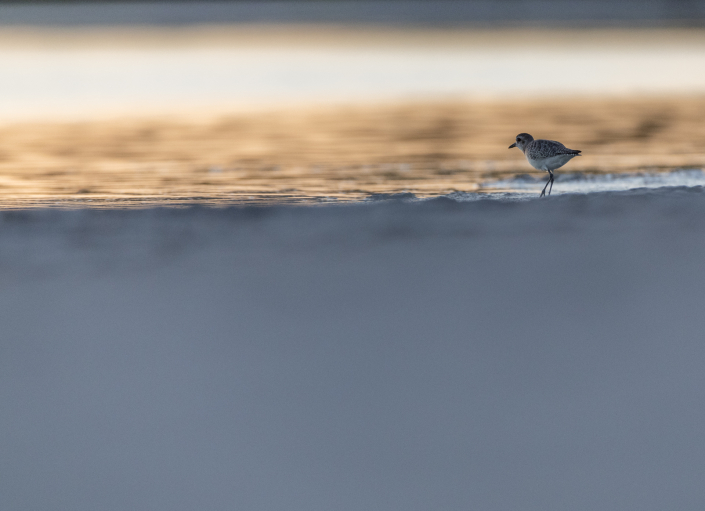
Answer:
[{"left": 527, "top": 154, "right": 577, "bottom": 172}]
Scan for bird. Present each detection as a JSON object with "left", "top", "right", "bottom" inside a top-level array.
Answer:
[{"left": 509, "top": 133, "right": 581, "bottom": 197}]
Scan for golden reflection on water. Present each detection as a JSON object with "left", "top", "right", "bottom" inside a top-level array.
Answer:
[{"left": 1, "top": 96, "right": 705, "bottom": 208}]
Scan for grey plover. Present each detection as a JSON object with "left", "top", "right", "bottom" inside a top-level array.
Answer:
[{"left": 509, "top": 133, "right": 581, "bottom": 197}]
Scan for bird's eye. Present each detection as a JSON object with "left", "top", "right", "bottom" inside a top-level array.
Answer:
[{"left": 516, "top": 138, "right": 520, "bottom": 142}]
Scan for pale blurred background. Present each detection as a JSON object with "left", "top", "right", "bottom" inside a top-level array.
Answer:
[{"left": 1, "top": 0, "right": 705, "bottom": 206}]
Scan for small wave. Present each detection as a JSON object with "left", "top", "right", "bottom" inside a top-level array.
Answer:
[{"left": 481, "top": 169, "right": 705, "bottom": 195}]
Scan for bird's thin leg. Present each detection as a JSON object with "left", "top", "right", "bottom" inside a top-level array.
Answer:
[
  {"left": 547, "top": 171, "right": 554, "bottom": 196},
  {"left": 540, "top": 172, "right": 551, "bottom": 197}
]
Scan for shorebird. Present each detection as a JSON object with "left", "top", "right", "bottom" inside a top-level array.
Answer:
[{"left": 509, "top": 133, "right": 581, "bottom": 197}]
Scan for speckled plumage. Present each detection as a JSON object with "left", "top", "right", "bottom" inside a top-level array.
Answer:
[
  {"left": 525, "top": 138, "right": 581, "bottom": 161},
  {"left": 508, "top": 133, "right": 581, "bottom": 197}
]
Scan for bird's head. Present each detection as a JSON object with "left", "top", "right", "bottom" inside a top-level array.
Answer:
[{"left": 508, "top": 133, "right": 534, "bottom": 152}]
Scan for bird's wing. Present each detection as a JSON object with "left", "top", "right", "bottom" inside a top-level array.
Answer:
[{"left": 527, "top": 139, "right": 580, "bottom": 159}]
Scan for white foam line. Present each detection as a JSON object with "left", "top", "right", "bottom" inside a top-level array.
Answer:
[{"left": 481, "top": 169, "right": 705, "bottom": 196}]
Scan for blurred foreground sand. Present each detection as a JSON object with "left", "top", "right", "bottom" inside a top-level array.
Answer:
[
  {"left": 3, "top": 188, "right": 705, "bottom": 510},
  {"left": 1, "top": 96, "right": 704, "bottom": 207}
]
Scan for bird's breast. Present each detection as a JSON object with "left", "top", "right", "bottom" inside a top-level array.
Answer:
[{"left": 527, "top": 153, "right": 577, "bottom": 171}]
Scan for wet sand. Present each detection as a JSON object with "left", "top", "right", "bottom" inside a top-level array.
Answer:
[
  {"left": 0, "top": 96, "right": 704, "bottom": 207},
  {"left": 3, "top": 188, "right": 705, "bottom": 510}
]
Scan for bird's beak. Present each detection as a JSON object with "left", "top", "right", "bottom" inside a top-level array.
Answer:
[{"left": 508, "top": 142, "right": 516, "bottom": 149}]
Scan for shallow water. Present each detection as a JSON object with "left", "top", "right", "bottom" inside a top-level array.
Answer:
[
  {"left": 0, "top": 27, "right": 704, "bottom": 208},
  {"left": 0, "top": 96, "right": 704, "bottom": 208}
]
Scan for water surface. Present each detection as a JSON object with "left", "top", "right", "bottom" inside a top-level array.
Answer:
[{"left": 0, "top": 27, "right": 704, "bottom": 207}]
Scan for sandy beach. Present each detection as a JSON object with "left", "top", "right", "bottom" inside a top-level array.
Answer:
[
  {"left": 2, "top": 188, "right": 705, "bottom": 510},
  {"left": 1, "top": 14, "right": 705, "bottom": 510}
]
